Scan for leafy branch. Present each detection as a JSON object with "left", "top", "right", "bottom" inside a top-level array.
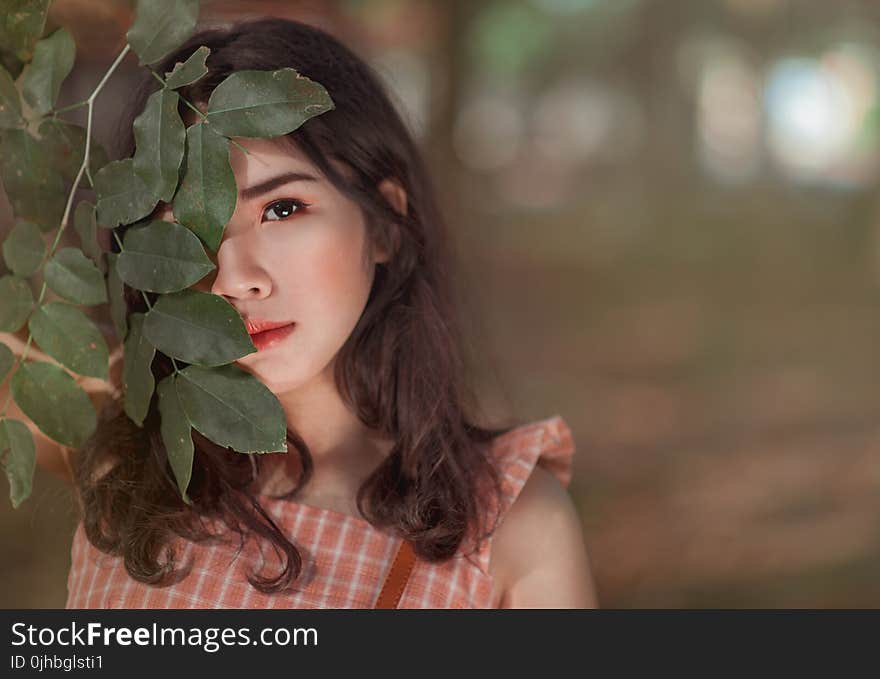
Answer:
[
  {"left": 0, "top": 43, "right": 131, "bottom": 414},
  {"left": 0, "top": 0, "right": 335, "bottom": 508}
]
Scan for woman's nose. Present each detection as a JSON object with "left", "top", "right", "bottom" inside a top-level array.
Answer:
[{"left": 202, "top": 237, "right": 272, "bottom": 301}]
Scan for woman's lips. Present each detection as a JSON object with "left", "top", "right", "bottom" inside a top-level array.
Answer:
[
  {"left": 244, "top": 319, "right": 293, "bottom": 334},
  {"left": 248, "top": 323, "right": 296, "bottom": 351}
]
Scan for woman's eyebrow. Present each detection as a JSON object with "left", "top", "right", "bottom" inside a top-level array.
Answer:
[{"left": 239, "top": 171, "right": 319, "bottom": 200}]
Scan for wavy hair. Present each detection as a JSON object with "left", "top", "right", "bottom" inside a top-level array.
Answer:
[{"left": 73, "top": 17, "right": 511, "bottom": 594}]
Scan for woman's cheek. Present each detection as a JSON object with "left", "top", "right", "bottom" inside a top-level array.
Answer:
[
  {"left": 304, "top": 227, "right": 371, "bottom": 299},
  {"left": 308, "top": 249, "right": 368, "bottom": 312}
]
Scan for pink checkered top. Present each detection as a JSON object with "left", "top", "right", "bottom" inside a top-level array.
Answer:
[{"left": 65, "top": 414, "right": 575, "bottom": 609}]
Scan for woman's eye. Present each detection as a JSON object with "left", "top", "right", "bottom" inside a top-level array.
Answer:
[{"left": 262, "top": 199, "right": 309, "bottom": 222}]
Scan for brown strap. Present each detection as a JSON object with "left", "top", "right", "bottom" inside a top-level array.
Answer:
[{"left": 374, "top": 539, "right": 417, "bottom": 609}]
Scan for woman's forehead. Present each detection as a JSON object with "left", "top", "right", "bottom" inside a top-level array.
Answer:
[
  {"left": 149, "top": 137, "right": 324, "bottom": 219},
  {"left": 229, "top": 136, "right": 321, "bottom": 186}
]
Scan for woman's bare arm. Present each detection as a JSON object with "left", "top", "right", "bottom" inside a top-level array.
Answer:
[
  {"left": 491, "top": 465, "right": 599, "bottom": 608},
  {"left": 0, "top": 331, "right": 123, "bottom": 485}
]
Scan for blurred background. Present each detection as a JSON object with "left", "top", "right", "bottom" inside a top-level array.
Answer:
[{"left": 3, "top": 0, "right": 880, "bottom": 607}]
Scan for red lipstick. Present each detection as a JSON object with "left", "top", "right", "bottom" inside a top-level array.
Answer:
[{"left": 244, "top": 318, "right": 296, "bottom": 351}]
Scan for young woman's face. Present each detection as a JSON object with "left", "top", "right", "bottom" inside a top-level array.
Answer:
[{"left": 157, "top": 136, "right": 387, "bottom": 395}]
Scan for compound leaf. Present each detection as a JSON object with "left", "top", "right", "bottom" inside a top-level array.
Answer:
[
  {"left": 28, "top": 301, "right": 109, "bottom": 379},
  {"left": 126, "top": 0, "right": 199, "bottom": 66},
  {"left": 0, "top": 0, "right": 50, "bottom": 61},
  {"left": 172, "top": 122, "right": 235, "bottom": 252},
  {"left": 142, "top": 289, "right": 255, "bottom": 366},
  {"left": 106, "top": 252, "right": 128, "bottom": 341},
  {"left": 117, "top": 219, "right": 214, "bottom": 293},
  {"left": 2, "top": 220, "right": 45, "bottom": 277},
  {"left": 10, "top": 360, "right": 96, "bottom": 449},
  {"left": 164, "top": 45, "right": 209, "bottom": 89},
  {"left": 132, "top": 88, "right": 185, "bottom": 202},
  {"left": 206, "top": 68, "right": 334, "bottom": 138},
  {"left": 122, "top": 312, "right": 155, "bottom": 427},
  {"left": 176, "top": 363, "right": 287, "bottom": 453},
  {"left": 44, "top": 247, "right": 107, "bottom": 306},
  {"left": 0, "top": 418, "right": 36, "bottom": 508},
  {"left": 94, "top": 158, "right": 158, "bottom": 228},
  {"left": 156, "top": 373, "right": 194, "bottom": 504},
  {"left": 20, "top": 27, "right": 75, "bottom": 116},
  {"left": 0, "top": 275, "right": 34, "bottom": 332}
]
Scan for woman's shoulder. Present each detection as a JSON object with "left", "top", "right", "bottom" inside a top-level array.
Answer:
[
  {"left": 481, "top": 415, "right": 595, "bottom": 606},
  {"left": 472, "top": 415, "right": 576, "bottom": 566}
]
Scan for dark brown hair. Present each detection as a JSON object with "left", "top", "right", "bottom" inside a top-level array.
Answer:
[{"left": 73, "top": 17, "right": 512, "bottom": 594}]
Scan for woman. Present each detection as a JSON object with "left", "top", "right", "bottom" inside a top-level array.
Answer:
[{"left": 5, "top": 17, "right": 596, "bottom": 608}]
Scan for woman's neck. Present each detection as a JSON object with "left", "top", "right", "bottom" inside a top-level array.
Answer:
[{"left": 252, "top": 368, "right": 394, "bottom": 507}]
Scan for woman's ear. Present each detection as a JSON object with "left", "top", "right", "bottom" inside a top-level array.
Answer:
[
  {"left": 374, "top": 178, "right": 407, "bottom": 263},
  {"left": 379, "top": 177, "right": 408, "bottom": 218}
]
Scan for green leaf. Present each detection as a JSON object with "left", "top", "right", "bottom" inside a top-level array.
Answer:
[
  {"left": 106, "top": 252, "right": 128, "bottom": 341},
  {"left": 117, "top": 219, "right": 214, "bottom": 293},
  {"left": 38, "top": 119, "right": 109, "bottom": 182},
  {"left": 156, "top": 374, "right": 193, "bottom": 504},
  {"left": 94, "top": 158, "right": 158, "bottom": 228},
  {"left": 122, "top": 313, "right": 156, "bottom": 427},
  {"left": 206, "top": 68, "right": 335, "bottom": 138},
  {"left": 28, "top": 301, "right": 109, "bottom": 380},
  {"left": 142, "top": 289, "right": 255, "bottom": 366},
  {"left": 0, "top": 418, "right": 36, "bottom": 508},
  {"left": 126, "top": 0, "right": 199, "bottom": 66},
  {"left": 172, "top": 122, "right": 236, "bottom": 252},
  {"left": 0, "top": 64, "right": 22, "bottom": 128},
  {"left": 0, "top": 275, "right": 34, "bottom": 332},
  {"left": 44, "top": 247, "right": 108, "bottom": 306},
  {"left": 20, "top": 28, "right": 75, "bottom": 116},
  {"left": 164, "top": 45, "right": 209, "bottom": 89},
  {"left": 176, "top": 363, "right": 287, "bottom": 453},
  {"left": 2, "top": 220, "right": 44, "bottom": 276},
  {"left": 0, "top": 341, "right": 14, "bottom": 381},
  {"left": 133, "top": 88, "right": 185, "bottom": 202},
  {"left": 0, "top": 128, "right": 66, "bottom": 231},
  {"left": 10, "top": 360, "right": 96, "bottom": 449},
  {"left": 0, "top": 0, "right": 50, "bottom": 61},
  {"left": 73, "top": 201, "right": 104, "bottom": 272}
]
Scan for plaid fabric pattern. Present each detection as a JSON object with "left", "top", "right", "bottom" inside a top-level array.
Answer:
[{"left": 65, "top": 415, "right": 574, "bottom": 609}]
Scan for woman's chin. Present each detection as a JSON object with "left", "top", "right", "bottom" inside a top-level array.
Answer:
[{"left": 233, "top": 361, "right": 301, "bottom": 395}]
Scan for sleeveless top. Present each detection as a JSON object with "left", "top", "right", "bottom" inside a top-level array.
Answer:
[{"left": 65, "top": 414, "right": 575, "bottom": 609}]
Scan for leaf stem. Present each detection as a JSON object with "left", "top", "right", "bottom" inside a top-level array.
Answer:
[
  {"left": 148, "top": 68, "right": 250, "bottom": 156},
  {"left": 111, "top": 227, "right": 124, "bottom": 253},
  {"left": 150, "top": 69, "right": 207, "bottom": 121},
  {"left": 138, "top": 290, "right": 153, "bottom": 312},
  {"left": 180, "top": 95, "right": 208, "bottom": 123},
  {"left": 227, "top": 136, "right": 250, "bottom": 156},
  {"left": 52, "top": 99, "right": 89, "bottom": 115}
]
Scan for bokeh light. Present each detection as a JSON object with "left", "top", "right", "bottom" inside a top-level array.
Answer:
[
  {"left": 765, "top": 45, "right": 880, "bottom": 187},
  {"left": 533, "top": 78, "right": 642, "bottom": 166},
  {"left": 453, "top": 91, "right": 526, "bottom": 171},
  {"left": 695, "top": 44, "right": 762, "bottom": 184}
]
